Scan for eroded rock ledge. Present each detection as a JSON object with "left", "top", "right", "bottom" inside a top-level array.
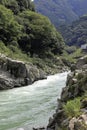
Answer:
[
  {"left": 0, "top": 54, "right": 46, "bottom": 90},
  {"left": 47, "top": 55, "right": 87, "bottom": 130}
]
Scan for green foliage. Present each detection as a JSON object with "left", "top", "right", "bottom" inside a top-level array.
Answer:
[
  {"left": 0, "top": 4, "right": 22, "bottom": 44},
  {"left": 34, "top": 0, "right": 87, "bottom": 27},
  {"left": 65, "top": 46, "right": 77, "bottom": 54},
  {"left": 61, "top": 48, "right": 83, "bottom": 64},
  {"left": 59, "top": 15, "right": 87, "bottom": 47},
  {"left": 77, "top": 73, "right": 84, "bottom": 80},
  {"left": 0, "top": 41, "right": 31, "bottom": 62},
  {"left": 0, "top": 41, "right": 10, "bottom": 54},
  {"left": 0, "top": 0, "right": 65, "bottom": 67},
  {"left": 17, "top": 10, "right": 64, "bottom": 56},
  {"left": 0, "top": 0, "right": 35, "bottom": 13},
  {"left": 81, "top": 92, "right": 87, "bottom": 108},
  {"left": 63, "top": 98, "right": 81, "bottom": 118},
  {"left": 78, "top": 74, "right": 87, "bottom": 88}
]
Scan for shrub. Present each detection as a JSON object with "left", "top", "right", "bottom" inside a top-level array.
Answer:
[
  {"left": 0, "top": 0, "right": 35, "bottom": 13},
  {"left": 18, "top": 10, "right": 64, "bottom": 56},
  {"left": 77, "top": 73, "right": 84, "bottom": 80},
  {"left": 0, "top": 4, "right": 22, "bottom": 43},
  {"left": 63, "top": 98, "right": 81, "bottom": 118}
]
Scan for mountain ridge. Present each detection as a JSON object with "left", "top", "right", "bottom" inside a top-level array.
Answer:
[
  {"left": 59, "top": 14, "right": 87, "bottom": 47},
  {"left": 34, "top": 0, "right": 87, "bottom": 27}
]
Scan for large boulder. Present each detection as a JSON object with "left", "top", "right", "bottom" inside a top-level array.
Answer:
[
  {"left": 69, "top": 114, "right": 87, "bottom": 130},
  {"left": 76, "top": 55, "right": 87, "bottom": 69},
  {"left": 0, "top": 54, "right": 46, "bottom": 90}
]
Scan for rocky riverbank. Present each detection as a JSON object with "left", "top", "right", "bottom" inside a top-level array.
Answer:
[
  {"left": 0, "top": 54, "right": 46, "bottom": 90},
  {"left": 0, "top": 53, "right": 68, "bottom": 90},
  {"left": 47, "top": 55, "right": 87, "bottom": 130}
]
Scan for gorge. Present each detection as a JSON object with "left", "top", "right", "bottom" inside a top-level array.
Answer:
[
  {"left": 0, "top": 72, "right": 68, "bottom": 130},
  {"left": 1, "top": 0, "right": 87, "bottom": 130}
]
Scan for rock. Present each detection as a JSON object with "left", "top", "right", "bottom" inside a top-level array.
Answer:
[
  {"left": 68, "top": 114, "right": 87, "bottom": 130},
  {"left": 66, "top": 72, "right": 74, "bottom": 86},
  {"left": 69, "top": 117, "right": 77, "bottom": 130},
  {"left": 74, "top": 121, "right": 87, "bottom": 130},
  {"left": 79, "top": 114, "right": 87, "bottom": 124},
  {"left": 72, "top": 78, "right": 77, "bottom": 84},
  {"left": 0, "top": 54, "right": 46, "bottom": 90},
  {"left": 0, "top": 76, "right": 14, "bottom": 90},
  {"left": 61, "top": 69, "right": 87, "bottom": 102},
  {"left": 82, "top": 64, "right": 87, "bottom": 71},
  {"left": 76, "top": 55, "right": 87, "bottom": 69},
  {"left": 62, "top": 58, "right": 71, "bottom": 67},
  {"left": 71, "top": 64, "right": 76, "bottom": 72},
  {"left": 47, "top": 110, "right": 65, "bottom": 129},
  {"left": 61, "top": 87, "right": 70, "bottom": 101},
  {"left": 81, "top": 99, "right": 87, "bottom": 108},
  {"left": 33, "top": 127, "right": 45, "bottom": 130},
  {"left": 47, "top": 55, "right": 87, "bottom": 130},
  {"left": 61, "top": 118, "right": 69, "bottom": 127}
]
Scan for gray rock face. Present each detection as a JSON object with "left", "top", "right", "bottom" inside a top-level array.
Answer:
[
  {"left": 76, "top": 55, "right": 87, "bottom": 69},
  {"left": 47, "top": 55, "right": 87, "bottom": 130},
  {"left": 69, "top": 114, "right": 87, "bottom": 130},
  {"left": 0, "top": 54, "right": 46, "bottom": 90}
]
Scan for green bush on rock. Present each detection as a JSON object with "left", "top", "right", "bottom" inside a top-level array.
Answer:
[{"left": 63, "top": 98, "right": 81, "bottom": 118}]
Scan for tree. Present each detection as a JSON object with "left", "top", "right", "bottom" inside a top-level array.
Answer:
[
  {"left": 0, "top": 5, "right": 22, "bottom": 44},
  {"left": 0, "top": 0, "right": 35, "bottom": 14},
  {"left": 17, "top": 11, "right": 64, "bottom": 56}
]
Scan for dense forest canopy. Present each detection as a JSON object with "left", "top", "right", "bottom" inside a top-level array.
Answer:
[
  {"left": 0, "top": 0, "right": 35, "bottom": 13},
  {"left": 0, "top": 0, "right": 64, "bottom": 59},
  {"left": 34, "top": 0, "right": 87, "bottom": 27},
  {"left": 59, "top": 15, "right": 87, "bottom": 47}
]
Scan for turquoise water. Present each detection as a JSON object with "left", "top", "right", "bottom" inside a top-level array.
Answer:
[{"left": 0, "top": 72, "right": 68, "bottom": 130}]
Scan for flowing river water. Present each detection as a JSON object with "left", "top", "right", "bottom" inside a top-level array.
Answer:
[{"left": 0, "top": 72, "right": 68, "bottom": 130}]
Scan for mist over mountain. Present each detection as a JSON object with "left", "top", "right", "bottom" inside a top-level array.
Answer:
[{"left": 34, "top": 0, "right": 87, "bottom": 27}]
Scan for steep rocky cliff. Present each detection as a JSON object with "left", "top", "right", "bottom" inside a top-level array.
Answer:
[
  {"left": 47, "top": 55, "right": 87, "bottom": 130},
  {"left": 0, "top": 54, "right": 46, "bottom": 90}
]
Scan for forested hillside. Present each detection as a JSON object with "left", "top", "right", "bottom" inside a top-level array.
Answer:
[
  {"left": 0, "top": 0, "right": 65, "bottom": 74},
  {"left": 34, "top": 0, "right": 87, "bottom": 27},
  {"left": 59, "top": 15, "right": 87, "bottom": 46}
]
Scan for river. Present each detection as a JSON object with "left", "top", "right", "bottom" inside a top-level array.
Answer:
[{"left": 0, "top": 72, "right": 68, "bottom": 130}]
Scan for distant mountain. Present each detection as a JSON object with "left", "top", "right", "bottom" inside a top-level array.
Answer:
[
  {"left": 34, "top": 0, "right": 87, "bottom": 27},
  {"left": 59, "top": 15, "right": 87, "bottom": 47}
]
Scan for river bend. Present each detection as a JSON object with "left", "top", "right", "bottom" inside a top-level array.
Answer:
[{"left": 0, "top": 72, "right": 68, "bottom": 130}]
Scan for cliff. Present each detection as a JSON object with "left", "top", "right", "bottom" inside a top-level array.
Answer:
[
  {"left": 47, "top": 55, "right": 87, "bottom": 130},
  {"left": 0, "top": 1, "right": 66, "bottom": 82},
  {"left": 0, "top": 53, "right": 46, "bottom": 90}
]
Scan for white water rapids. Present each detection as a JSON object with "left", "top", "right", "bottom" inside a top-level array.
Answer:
[{"left": 0, "top": 72, "right": 68, "bottom": 130}]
